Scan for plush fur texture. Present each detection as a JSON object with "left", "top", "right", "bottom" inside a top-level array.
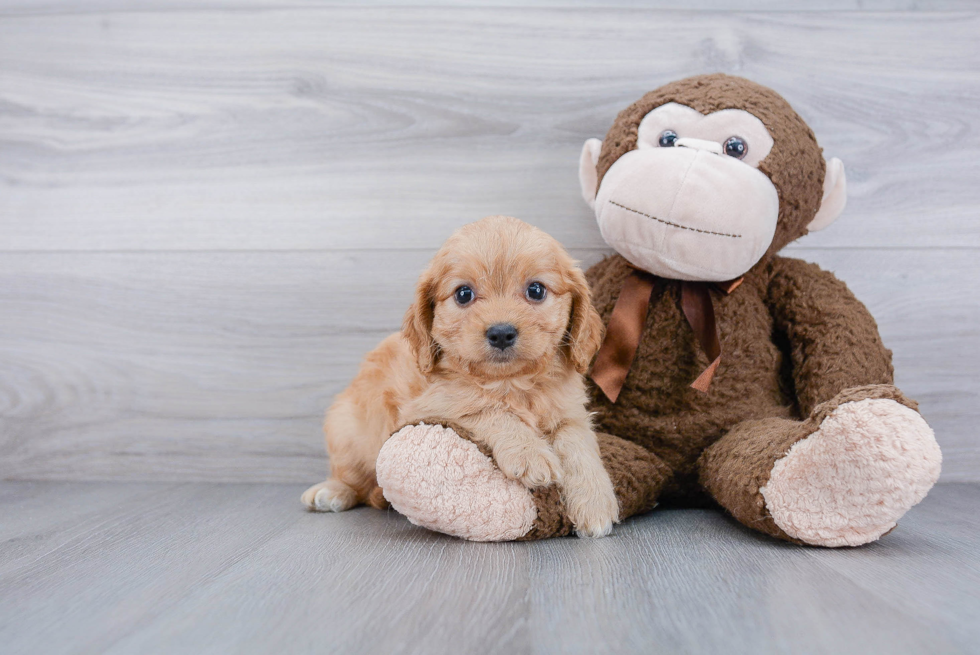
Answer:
[
  {"left": 377, "top": 423, "right": 537, "bottom": 542},
  {"left": 596, "top": 73, "right": 825, "bottom": 259},
  {"left": 698, "top": 384, "right": 922, "bottom": 543},
  {"left": 586, "top": 253, "right": 897, "bottom": 506},
  {"left": 372, "top": 75, "right": 941, "bottom": 546},
  {"left": 378, "top": 420, "right": 670, "bottom": 541},
  {"left": 761, "top": 399, "right": 941, "bottom": 546}
]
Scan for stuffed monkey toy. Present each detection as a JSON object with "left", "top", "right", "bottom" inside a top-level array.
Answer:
[{"left": 375, "top": 74, "right": 942, "bottom": 546}]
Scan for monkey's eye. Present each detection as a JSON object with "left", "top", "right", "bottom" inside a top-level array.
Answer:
[
  {"left": 525, "top": 282, "right": 547, "bottom": 302},
  {"left": 724, "top": 136, "right": 747, "bottom": 159},
  {"left": 454, "top": 286, "right": 474, "bottom": 306},
  {"left": 658, "top": 130, "right": 678, "bottom": 147}
]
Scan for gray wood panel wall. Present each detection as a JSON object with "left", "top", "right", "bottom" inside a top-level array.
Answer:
[{"left": 1, "top": 3, "right": 977, "bottom": 483}]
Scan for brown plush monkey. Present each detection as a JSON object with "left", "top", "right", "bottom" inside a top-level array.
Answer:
[{"left": 375, "top": 74, "right": 941, "bottom": 546}]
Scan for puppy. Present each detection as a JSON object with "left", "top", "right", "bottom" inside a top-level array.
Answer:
[{"left": 301, "top": 216, "right": 619, "bottom": 537}]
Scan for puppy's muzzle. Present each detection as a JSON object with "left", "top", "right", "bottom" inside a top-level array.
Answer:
[{"left": 486, "top": 323, "right": 518, "bottom": 351}]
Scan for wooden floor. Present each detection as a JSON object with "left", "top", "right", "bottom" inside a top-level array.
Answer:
[{"left": 0, "top": 481, "right": 976, "bottom": 655}]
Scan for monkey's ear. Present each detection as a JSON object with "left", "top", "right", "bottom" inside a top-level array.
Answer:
[
  {"left": 808, "top": 157, "right": 847, "bottom": 232},
  {"left": 579, "top": 138, "right": 603, "bottom": 210}
]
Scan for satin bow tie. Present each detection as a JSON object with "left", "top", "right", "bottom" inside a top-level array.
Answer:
[{"left": 590, "top": 270, "right": 743, "bottom": 403}]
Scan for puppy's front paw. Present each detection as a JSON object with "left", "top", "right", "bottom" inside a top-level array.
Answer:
[
  {"left": 566, "top": 479, "right": 620, "bottom": 539},
  {"left": 494, "top": 441, "right": 561, "bottom": 489}
]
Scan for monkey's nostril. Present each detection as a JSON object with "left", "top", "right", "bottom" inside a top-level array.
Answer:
[{"left": 486, "top": 323, "right": 518, "bottom": 351}]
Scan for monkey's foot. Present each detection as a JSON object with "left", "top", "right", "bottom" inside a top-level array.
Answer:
[
  {"left": 375, "top": 423, "right": 537, "bottom": 542},
  {"left": 761, "top": 398, "right": 942, "bottom": 547}
]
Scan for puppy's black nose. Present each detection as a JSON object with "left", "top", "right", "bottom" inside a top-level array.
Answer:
[{"left": 486, "top": 323, "right": 518, "bottom": 351}]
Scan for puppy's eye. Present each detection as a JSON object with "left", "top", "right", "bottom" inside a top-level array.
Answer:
[
  {"left": 658, "top": 130, "right": 678, "bottom": 147},
  {"left": 454, "top": 286, "right": 474, "bottom": 306},
  {"left": 525, "top": 282, "right": 547, "bottom": 302}
]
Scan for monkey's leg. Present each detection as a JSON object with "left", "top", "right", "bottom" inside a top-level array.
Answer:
[
  {"left": 375, "top": 421, "right": 670, "bottom": 541},
  {"left": 698, "top": 385, "right": 941, "bottom": 547}
]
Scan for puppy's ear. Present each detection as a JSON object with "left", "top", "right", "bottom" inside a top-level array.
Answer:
[
  {"left": 402, "top": 267, "right": 439, "bottom": 374},
  {"left": 565, "top": 266, "right": 605, "bottom": 375}
]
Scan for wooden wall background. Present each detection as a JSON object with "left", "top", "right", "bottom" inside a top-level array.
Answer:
[{"left": 1, "top": 2, "right": 977, "bottom": 483}]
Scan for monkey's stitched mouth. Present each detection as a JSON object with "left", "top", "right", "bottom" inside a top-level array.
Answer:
[{"left": 609, "top": 200, "right": 742, "bottom": 239}]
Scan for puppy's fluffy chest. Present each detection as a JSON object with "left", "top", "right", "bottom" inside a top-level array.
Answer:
[{"left": 402, "top": 369, "right": 586, "bottom": 438}]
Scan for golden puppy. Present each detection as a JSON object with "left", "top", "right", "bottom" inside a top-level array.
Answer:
[{"left": 301, "top": 216, "right": 620, "bottom": 537}]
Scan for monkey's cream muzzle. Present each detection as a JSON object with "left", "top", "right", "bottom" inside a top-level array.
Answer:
[{"left": 594, "top": 144, "right": 780, "bottom": 282}]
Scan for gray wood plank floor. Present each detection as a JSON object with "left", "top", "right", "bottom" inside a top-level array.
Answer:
[{"left": 1, "top": 481, "right": 977, "bottom": 655}]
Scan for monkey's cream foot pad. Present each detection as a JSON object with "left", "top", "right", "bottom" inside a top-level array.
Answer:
[
  {"left": 762, "top": 399, "right": 942, "bottom": 547},
  {"left": 376, "top": 423, "right": 537, "bottom": 541}
]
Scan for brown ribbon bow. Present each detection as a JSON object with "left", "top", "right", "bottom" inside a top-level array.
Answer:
[{"left": 591, "top": 270, "right": 743, "bottom": 403}]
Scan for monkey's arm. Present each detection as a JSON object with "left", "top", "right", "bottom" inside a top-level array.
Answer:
[
  {"left": 765, "top": 255, "right": 894, "bottom": 417},
  {"left": 376, "top": 420, "right": 670, "bottom": 541}
]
